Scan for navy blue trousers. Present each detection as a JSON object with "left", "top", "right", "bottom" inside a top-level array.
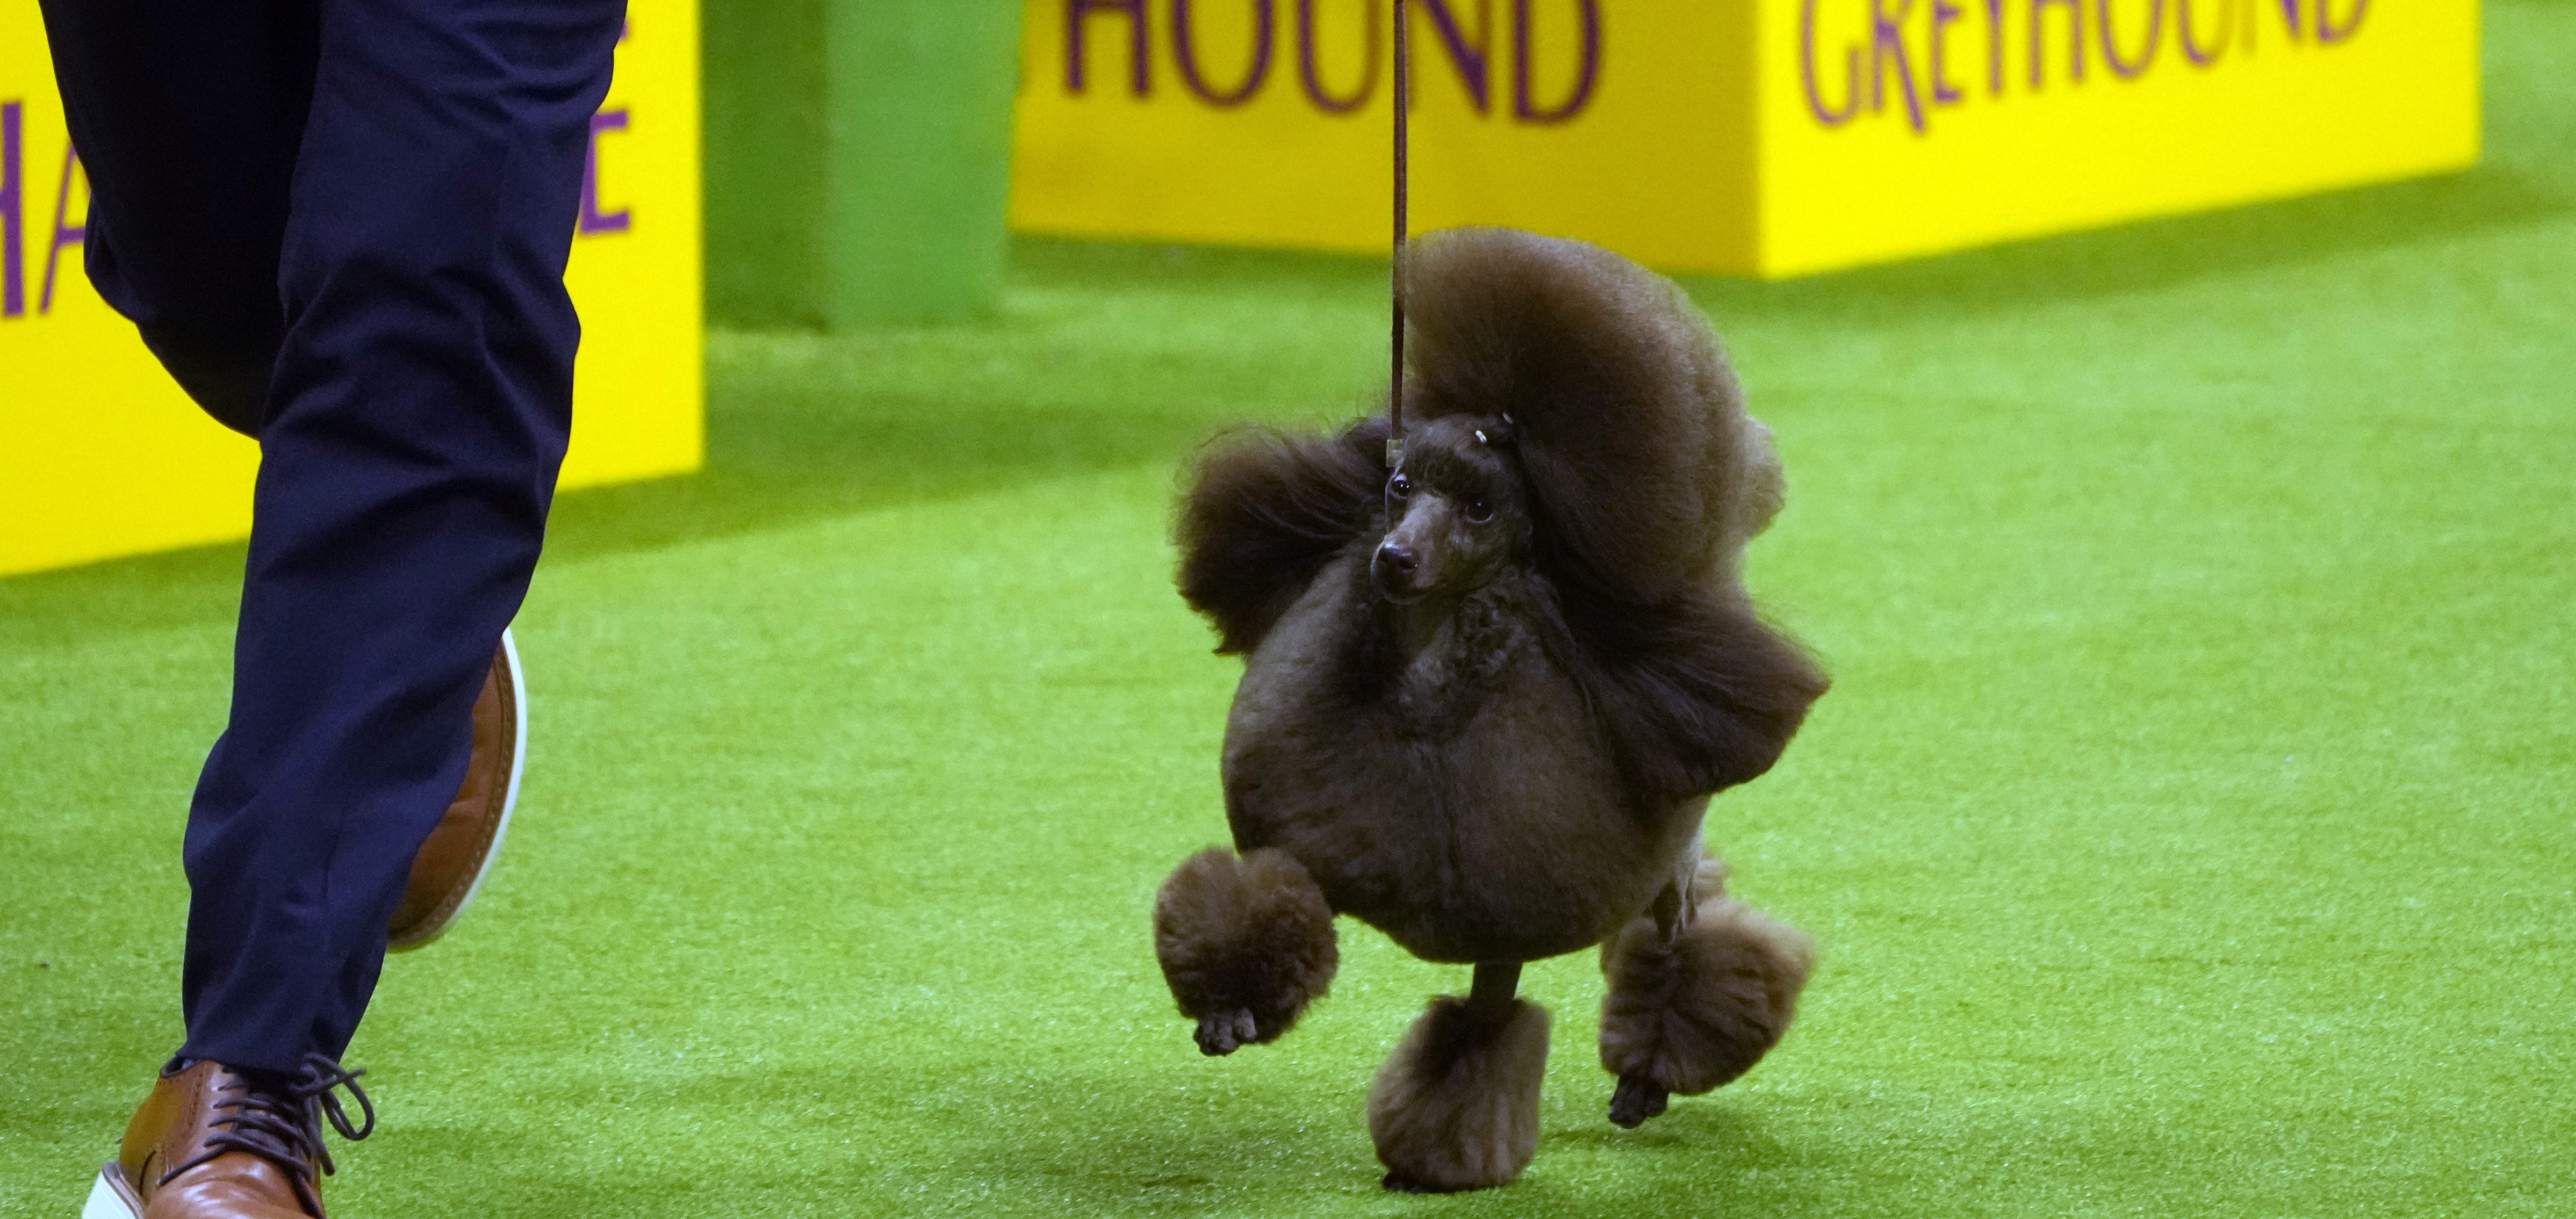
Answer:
[{"left": 37, "top": 0, "right": 625, "bottom": 1074}]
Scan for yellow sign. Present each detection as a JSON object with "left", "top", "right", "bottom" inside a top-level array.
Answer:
[
  {"left": 0, "top": 3, "right": 703, "bottom": 579},
  {"left": 1008, "top": 1, "right": 2478, "bottom": 276}
]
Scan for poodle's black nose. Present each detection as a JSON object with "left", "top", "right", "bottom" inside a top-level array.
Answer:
[{"left": 1375, "top": 542, "right": 1417, "bottom": 579}]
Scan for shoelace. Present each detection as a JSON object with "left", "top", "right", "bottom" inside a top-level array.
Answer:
[{"left": 163, "top": 1053, "right": 376, "bottom": 1216}]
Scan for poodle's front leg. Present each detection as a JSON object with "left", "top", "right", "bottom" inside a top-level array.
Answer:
[
  {"left": 1598, "top": 857, "right": 1816, "bottom": 1127},
  {"left": 1370, "top": 962, "right": 1550, "bottom": 1193},
  {"left": 1152, "top": 847, "right": 1339, "bottom": 1055}
]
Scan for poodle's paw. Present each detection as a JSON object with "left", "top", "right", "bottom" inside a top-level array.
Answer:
[
  {"left": 1599, "top": 886, "right": 1815, "bottom": 1106},
  {"left": 1607, "top": 1075, "right": 1671, "bottom": 1129},
  {"left": 1367, "top": 996, "right": 1550, "bottom": 1192},
  {"left": 1194, "top": 1009, "right": 1261, "bottom": 1056},
  {"left": 1154, "top": 847, "right": 1339, "bottom": 1051},
  {"left": 1379, "top": 1170, "right": 1454, "bottom": 1194}
]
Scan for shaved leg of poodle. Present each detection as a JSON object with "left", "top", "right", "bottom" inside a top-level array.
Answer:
[
  {"left": 1370, "top": 963, "right": 1549, "bottom": 1193},
  {"left": 1599, "top": 861, "right": 1815, "bottom": 1128}
]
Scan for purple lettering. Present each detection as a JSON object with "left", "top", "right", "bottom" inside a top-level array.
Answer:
[
  {"left": 1801, "top": 0, "right": 1861, "bottom": 127},
  {"left": 1985, "top": 0, "right": 2007, "bottom": 95},
  {"left": 41, "top": 142, "right": 85, "bottom": 314},
  {"left": 2316, "top": 0, "right": 2366, "bottom": 43},
  {"left": 581, "top": 109, "right": 631, "bottom": 235},
  {"left": 2235, "top": 0, "right": 2301, "bottom": 52},
  {"left": 1413, "top": 0, "right": 1491, "bottom": 113},
  {"left": 1930, "top": 0, "right": 1966, "bottom": 105},
  {"left": 2179, "top": 0, "right": 2232, "bottom": 64},
  {"left": 2098, "top": 0, "right": 2163, "bottom": 77},
  {"left": 2251, "top": 0, "right": 2300, "bottom": 46},
  {"left": 1873, "top": 0, "right": 1927, "bottom": 132},
  {"left": 2, "top": 102, "right": 21, "bottom": 319},
  {"left": 2031, "top": 0, "right": 2086, "bottom": 88},
  {"left": 1067, "top": 0, "right": 1151, "bottom": 95},
  {"left": 1298, "top": 0, "right": 1379, "bottom": 112},
  {"left": 1511, "top": 0, "right": 1599, "bottom": 123},
  {"left": 1174, "top": 0, "right": 1275, "bottom": 105}
]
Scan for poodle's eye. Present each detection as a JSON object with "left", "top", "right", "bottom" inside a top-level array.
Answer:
[
  {"left": 1465, "top": 498, "right": 1493, "bottom": 524},
  {"left": 1388, "top": 474, "right": 1413, "bottom": 500}
]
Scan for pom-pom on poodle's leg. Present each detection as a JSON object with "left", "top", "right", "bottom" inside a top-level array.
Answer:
[
  {"left": 1368, "top": 962, "right": 1550, "bottom": 1193},
  {"left": 1599, "top": 859, "right": 1816, "bottom": 1128},
  {"left": 1153, "top": 847, "right": 1339, "bottom": 1056}
]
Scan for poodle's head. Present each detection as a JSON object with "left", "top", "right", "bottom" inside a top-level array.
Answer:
[
  {"left": 1401, "top": 227, "right": 1785, "bottom": 603},
  {"left": 1369, "top": 414, "right": 1530, "bottom": 604}
]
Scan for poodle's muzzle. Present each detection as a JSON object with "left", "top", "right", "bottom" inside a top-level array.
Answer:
[{"left": 1371, "top": 540, "right": 1430, "bottom": 604}]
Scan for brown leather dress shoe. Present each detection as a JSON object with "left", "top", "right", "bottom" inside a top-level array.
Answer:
[
  {"left": 82, "top": 1056, "right": 375, "bottom": 1219},
  {"left": 387, "top": 630, "right": 526, "bottom": 951}
]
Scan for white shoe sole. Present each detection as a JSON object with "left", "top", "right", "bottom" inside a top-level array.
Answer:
[
  {"left": 82, "top": 1163, "right": 141, "bottom": 1219},
  {"left": 390, "top": 626, "right": 528, "bottom": 953}
]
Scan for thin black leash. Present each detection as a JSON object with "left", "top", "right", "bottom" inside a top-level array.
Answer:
[{"left": 1387, "top": 0, "right": 1409, "bottom": 470}]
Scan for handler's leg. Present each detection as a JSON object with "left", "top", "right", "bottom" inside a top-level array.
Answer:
[
  {"left": 51, "top": 1, "right": 621, "bottom": 1215},
  {"left": 182, "top": 0, "right": 624, "bottom": 1076},
  {"left": 34, "top": 0, "right": 315, "bottom": 435}
]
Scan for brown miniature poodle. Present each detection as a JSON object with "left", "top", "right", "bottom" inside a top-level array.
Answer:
[{"left": 1152, "top": 227, "right": 1828, "bottom": 1192}]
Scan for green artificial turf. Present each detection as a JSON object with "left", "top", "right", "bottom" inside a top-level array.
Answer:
[{"left": 6, "top": 8, "right": 2574, "bottom": 1216}]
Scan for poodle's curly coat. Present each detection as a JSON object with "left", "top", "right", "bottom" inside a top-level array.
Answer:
[{"left": 1153, "top": 228, "right": 1829, "bottom": 1192}]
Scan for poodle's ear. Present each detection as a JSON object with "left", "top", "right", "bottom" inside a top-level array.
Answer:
[
  {"left": 1176, "top": 416, "right": 1392, "bottom": 655},
  {"left": 1549, "top": 587, "right": 1830, "bottom": 805}
]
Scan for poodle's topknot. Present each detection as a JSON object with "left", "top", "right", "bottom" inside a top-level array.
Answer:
[{"left": 1402, "top": 227, "right": 1785, "bottom": 603}]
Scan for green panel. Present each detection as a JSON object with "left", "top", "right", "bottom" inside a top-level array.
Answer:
[
  {"left": 702, "top": 0, "right": 1021, "bottom": 329},
  {"left": 702, "top": 0, "right": 830, "bottom": 328},
  {"left": 823, "top": 3, "right": 1024, "bottom": 326}
]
